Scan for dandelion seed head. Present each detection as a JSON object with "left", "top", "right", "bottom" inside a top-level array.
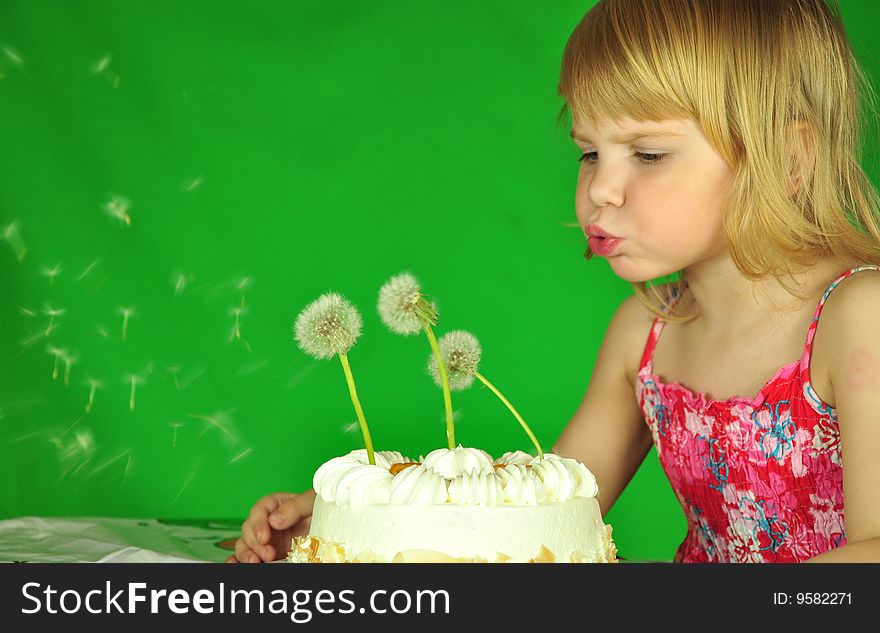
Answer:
[
  {"left": 428, "top": 330, "right": 482, "bottom": 391},
  {"left": 377, "top": 272, "right": 438, "bottom": 335},
  {"left": 294, "top": 293, "right": 362, "bottom": 359},
  {"left": 124, "top": 373, "right": 145, "bottom": 386}
]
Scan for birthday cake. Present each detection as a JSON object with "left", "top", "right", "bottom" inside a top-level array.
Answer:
[{"left": 287, "top": 446, "right": 617, "bottom": 563}]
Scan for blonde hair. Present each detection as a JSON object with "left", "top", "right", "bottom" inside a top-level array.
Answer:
[{"left": 557, "top": 0, "right": 880, "bottom": 322}]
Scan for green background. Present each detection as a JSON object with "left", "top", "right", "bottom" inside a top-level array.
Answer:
[{"left": 1, "top": 0, "right": 878, "bottom": 562}]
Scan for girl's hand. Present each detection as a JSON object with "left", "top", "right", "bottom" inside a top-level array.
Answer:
[{"left": 225, "top": 490, "right": 316, "bottom": 563}]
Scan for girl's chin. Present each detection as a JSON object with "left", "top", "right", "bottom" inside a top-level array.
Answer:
[{"left": 606, "top": 256, "right": 676, "bottom": 284}]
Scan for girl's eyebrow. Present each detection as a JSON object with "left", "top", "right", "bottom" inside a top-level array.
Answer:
[{"left": 569, "top": 130, "right": 685, "bottom": 143}]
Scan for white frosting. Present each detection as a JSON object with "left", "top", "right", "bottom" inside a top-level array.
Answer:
[
  {"left": 299, "top": 447, "right": 614, "bottom": 564},
  {"left": 313, "top": 447, "right": 600, "bottom": 507},
  {"left": 448, "top": 470, "right": 505, "bottom": 505},
  {"left": 494, "top": 464, "right": 546, "bottom": 505},
  {"left": 305, "top": 495, "right": 613, "bottom": 563},
  {"left": 494, "top": 450, "right": 534, "bottom": 466},
  {"left": 421, "top": 445, "right": 494, "bottom": 478},
  {"left": 389, "top": 464, "right": 448, "bottom": 505}
]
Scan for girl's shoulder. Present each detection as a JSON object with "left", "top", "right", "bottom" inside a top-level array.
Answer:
[
  {"left": 612, "top": 283, "right": 676, "bottom": 386},
  {"left": 813, "top": 265, "right": 880, "bottom": 354}
]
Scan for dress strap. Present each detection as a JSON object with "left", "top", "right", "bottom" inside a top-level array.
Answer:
[
  {"left": 799, "top": 265, "right": 880, "bottom": 381},
  {"left": 638, "top": 284, "right": 688, "bottom": 372}
]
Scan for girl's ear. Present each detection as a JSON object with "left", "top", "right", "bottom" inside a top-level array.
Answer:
[{"left": 787, "top": 121, "right": 816, "bottom": 197}]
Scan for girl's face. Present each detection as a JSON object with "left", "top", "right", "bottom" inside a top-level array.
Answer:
[{"left": 571, "top": 116, "right": 734, "bottom": 282}]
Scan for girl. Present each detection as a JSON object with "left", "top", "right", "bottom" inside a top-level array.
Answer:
[{"left": 229, "top": 0, "right": 880, "bottom": 563}]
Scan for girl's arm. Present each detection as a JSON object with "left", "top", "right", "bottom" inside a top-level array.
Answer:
[
  {"left": 805, "top": 274, "right": 880, "bottom": 562},
  {"left": 553, "top": 293, "right": 655, "bottom": 517}
]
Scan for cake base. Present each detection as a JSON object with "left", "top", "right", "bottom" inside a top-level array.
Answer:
[{"left": 288, "top": 496, "right": 617, "bottom": 563}]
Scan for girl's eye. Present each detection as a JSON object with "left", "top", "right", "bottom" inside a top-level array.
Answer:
[{"left": 576, "top": 151, "right": 670, "bottom": 166}]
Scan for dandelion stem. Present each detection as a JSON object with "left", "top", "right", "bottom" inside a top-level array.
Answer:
[
  {"left": 130, "top": 377, "right": 137, "bottom": 411},
  {"left": 338, "top": 353, "right": 375, "bottom": 465},
  {"left": 475, "top": 371, "right": 543, "bottom": 459},
  {"left": 423, "top": 324, "right": 455, "bottom": 449}
]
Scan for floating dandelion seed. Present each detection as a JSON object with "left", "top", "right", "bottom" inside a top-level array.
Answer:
[
  {"left": 429, "top": 330, "right": 544, "bottom": 459},
  {"left": 91, "top": 54, "right": 120, "bottom": 89},
  {"left": 230, "top": 448, "right": 252, "bottom": 464},
  {"left": 188, "top": 410, "right": 236, "bottom": 440},
  {"left": 104, "top": 195, "right": 131, "bottom": 225},
  {"left": 54, "top": 428, "right": 97, "bottom": 481},
  {"left": 117, "top": 306, "right": 134, "bottom": 341},
  {"left": 18, "top": 330, "right": 47, "bottom": 357},
  {"left": 378, "top": 272, "right": 455, "bottom": 448},
  {"left": 62, "top": 415, "right": 85, "bottom": 436},
  {"left": 294, "top": 292, "right": 376, "bottom": 464},
  {"left": 96, "top": 325, "right": 109, "bottom": 339},
  {"left": 84, "top": 378, "right": 103, "bottom": 413},
  {"left": 122, "top": 455, "right": 133, "bottom": 487},
  {"left": 17, "top": 305, "right": 37, "bottom": 318},
  {"left": 77, "top": 259, "right": 100, "bottom": 281},
  {"left": 3, "top": 45, "right": 23, "bottom": 67},
  {"left": 229, "top": 305, "right": 247, "bottom": 341},
  {"left": 237, "top": 276, "right": 252, "bottom": 312},
  {"left": 177, "top": 366, "right": 205, "bottom": 390},
  {"left": 2, "top": 221, "right": 27, "bottom": 261},
  {"left": 40, "top": 263, "right": 63, "bottom": 283},
  {"left": 42, "top": 305, "right": 64, "bottom": 336},
  {"left": 169, "top": 421, "right": 183, "bottom": 448},
  {"left": 61, "top": 350, "right": 78, "bottom": 387},
  {"left": 182, "top": 175, "right": 203, "bottom": 192},
  {"left": 46, "top": 345, "right": 64, "bottom": 380},
  {"left": 166, "top": 366, "right": 182, "bottom": 389},
  {"left": 172, "top": 271, "right": 194, "bottom": 297},
  {"left": 92, "top": 54, "right": 112, "bottom": 74},
  {"left": 125, "top": 373, "right": 144, "bottom": 411}
]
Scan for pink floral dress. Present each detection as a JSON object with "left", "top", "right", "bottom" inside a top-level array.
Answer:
[{"left": 635, "top": 265, "right": 880, "bottom": 562}]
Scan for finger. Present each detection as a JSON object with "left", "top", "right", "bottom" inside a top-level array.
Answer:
[
  {"left": 242, "top": 518, "right": 264, "bottom": 556},
  {"left": 225, "top": 555, "right": 239, "bottom": 564},
  {"left": 268, "top": 496, "right": 304, "bottom": 531},
  {"left": 249, "top": 493, "right": 292, "bottom": 546},
  {"left": 234, "top": 537, "right": 261, "bottom": 564}
]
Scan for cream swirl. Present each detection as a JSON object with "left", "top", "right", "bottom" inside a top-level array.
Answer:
[
  {"left": 448, "top": 470, "right": 505, "bottom": 505},
  {"left": 494, "top": 450, "right": 534, "bottom": 466},
  {"left": 333, "top": 465, "right": 392, "bottom": 508},
  {"left": 313, "top": 449, "right": 412, "bottom": 504},
  {"left": 422, "top": 446, "right": 494, "bottom": 478},
  {"left": 389, "top": 464, "right": 449, "bottom": 505},
  {"left": 529, "top": 454, "right": 598, "bottom": 501},
  {"left": 494, "top": 464, "right": 546, "bottom": 505}
]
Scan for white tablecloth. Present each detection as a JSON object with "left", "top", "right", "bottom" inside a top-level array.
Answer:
[{"left": 0, "top": 516, "right": 241, "bottom": 563}]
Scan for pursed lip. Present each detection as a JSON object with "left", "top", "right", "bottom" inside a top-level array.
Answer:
[{"left": 585, "top": 224, "right": 622, "bottom": 240}]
